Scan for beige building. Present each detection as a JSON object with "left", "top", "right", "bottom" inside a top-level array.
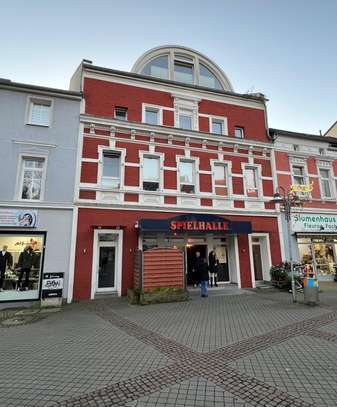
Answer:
[{"left": 325, "top": 121, "right": 337, "bottom": 138}]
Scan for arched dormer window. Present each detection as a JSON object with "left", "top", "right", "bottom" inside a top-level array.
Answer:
[
  {"left": 132, "top": 45, "right": 233, "bottom": 92},
  {"left": 141, "top": 55, "right": 169, "bottom": 80}
]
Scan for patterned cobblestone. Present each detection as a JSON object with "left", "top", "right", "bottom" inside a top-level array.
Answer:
[
  {"left": 2, "top": 288, "right": 337, "bottom": 406},
  {"left": 229, "top": 335, "right": 337, "bottom": 406},
  {"left": 124, "top": 377, "right": 252, "bottom": 407},
  {"left": 113, "top": 294, "right": 329, "bottom": 352}
]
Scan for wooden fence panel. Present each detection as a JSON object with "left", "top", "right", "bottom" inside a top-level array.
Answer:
[{"left": 143, "top": 247, "right": 184, "bottom": 292}]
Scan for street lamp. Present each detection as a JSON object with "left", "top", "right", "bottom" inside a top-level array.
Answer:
[{"left": 271, "top": 186, "right": 302, "bottom": 303}]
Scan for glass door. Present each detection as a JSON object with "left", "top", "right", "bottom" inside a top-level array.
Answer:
[
  {"left": 97, "top": 242, "right": 116, "bottom": 292},
  {"left": 313, "top": 242, "right": 335, "bottom": 278}
]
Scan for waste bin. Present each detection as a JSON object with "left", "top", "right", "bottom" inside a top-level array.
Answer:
[{"left": 303, "top": 277, "right": 319, "bottom": 305}]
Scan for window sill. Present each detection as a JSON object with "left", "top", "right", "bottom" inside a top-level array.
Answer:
[
  {"left": 17, "top": 198, "right": 43, "bottom": 202},
  {"left": 26, "top": 122, "right": 50, "bottom": 128}
]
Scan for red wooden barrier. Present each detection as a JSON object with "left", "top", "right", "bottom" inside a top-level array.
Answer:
[{"left": 143, "top": 247, "right": 184, "bottom": 292}]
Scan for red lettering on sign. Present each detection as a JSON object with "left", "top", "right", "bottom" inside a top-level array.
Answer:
[{"left": 169, "top": 220, "right": 229, "bottom": 232}]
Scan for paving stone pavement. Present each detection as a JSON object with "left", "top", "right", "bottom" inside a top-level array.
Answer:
[{"left": 1, "top": 285, "right": 337, "bottom": 406}]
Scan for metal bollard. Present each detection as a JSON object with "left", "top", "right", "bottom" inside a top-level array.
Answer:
[{"left": 303, "top": 277, "right": 319, "bottom": 305}]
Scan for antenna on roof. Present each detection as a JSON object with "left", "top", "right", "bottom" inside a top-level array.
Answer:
[{"left": 245, "top": 86, "right": 255, "bottom": 94}]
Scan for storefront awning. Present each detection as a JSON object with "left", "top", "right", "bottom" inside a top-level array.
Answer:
[{"left": 138, "top": 214, "right": 252, "bottom": 234}]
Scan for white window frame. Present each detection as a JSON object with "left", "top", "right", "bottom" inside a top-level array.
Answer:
[
  {"left": 211, "top": 160, "right": 232, "bottom": 197},
  {"left": 243, "top": 164, "right": 262, "bottom": 198},
  {"left": 177, "top": 156, "right": 199, "bottom": 194},
  {"left": 140, "top": 152, "right": 164, "bottom": 192},
  {"left": 26, "top": 95, "right": 53, "bottom": 127},
  {"left": 16, "top": 154, "right": 48, "bottom": 201},
  {"left": 209, "top": 116, "right": 228, "bottom": 136},
  {"left": 178, "top": 110, "right": 194, "bottom": 130},
  {"left": 114, "top": 106, "right": 128, "bottom": 121},
  {"left": 291, "top": 163, "right": 308, "bottom": 186},
  {"left": 234, "top": 126, "right": 244, "bottom": 139},
  {"left": 318, "top": 165, "right": 334, "bottom": 199},
  {"left": 97, "top": 147, "right": 125, "bottom": 190},
  {"left": 290, "top": 159, "right": 311, "bottom": 199},
  {"left": 142, "top": 104, "right": 163, "bottom": 126},
  {"left": 173, "top": 55, "right": 195, "bottom": 84},
  {"left": 173, "top": 96, "right": 199, "bottom": 131}
]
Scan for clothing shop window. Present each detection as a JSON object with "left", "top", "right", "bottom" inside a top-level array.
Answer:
[
  {"left": 27, "top": 98, "right": 52, "bottom": 126},
  {"left": 244, "top": 166, "right": 259, "bottom": 197},
  {"left": 143, "top": 156, "right": 160, "bottom": 191},
  {"left": 234, "top": 126, "right": 244, "bottom": 139},
  {"left": 19, "top": 157, "right": 46, "bottom": 201},
  {"left": 114, "top": 106, "right": 128, "bottom": 121},
  {"left": 319, "top": 168, "right": 333, "bottom": 199},
  {"left": 174, "top": 55, "right": 194, "bottom": 84},
  {"left": 0, "top": 233, "right": 45, "bottom": 302},
  {"left": 179, "top": 160, "right": 196, "bottom": 193},
  {"left": 101, "top": 151, "right": 121, "bottom": 189},
  {"left": 144, "top": 107, "right": 160, "bottom": 125},
  {"left": 214, "top": 164, "right": 228, "bottom": 196}
]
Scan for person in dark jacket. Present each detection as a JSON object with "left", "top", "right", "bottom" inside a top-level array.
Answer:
[
  {"left": 17, "top": 245, "right": 35, "bottom": 291},
  {"left": 199, "top": 258, "right": 209, "bottom": 297},
  {"left": 0, "top": 245, "right": 13, "bottom": 291},
  {"left": 208, "top": 248, "right": 218, "bottom": 287},
  {"left": 192, "top": 251, "right": 203, "bottom": 287}
]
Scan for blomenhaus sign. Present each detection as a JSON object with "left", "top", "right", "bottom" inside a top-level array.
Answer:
[{"left": 292, "top": 213, "right": 337, "bottom": 233}]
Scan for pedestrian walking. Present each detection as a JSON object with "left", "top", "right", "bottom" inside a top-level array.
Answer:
[
  {"left": 199, "top": 258, "right": 209, "bottom": 297},
  {"left": 208, "top": 248, "right": 218, "bottom": 287},
  {"left": 192, "top": 251, "right": 203, "bottom": 287}
]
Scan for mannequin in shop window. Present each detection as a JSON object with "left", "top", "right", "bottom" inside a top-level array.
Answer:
[
  {"left": 17, "top": 245, "right": 35, "bottom": 291},
  {"left": 209, "top": 248, "right": 218, "bottom": 287},
  {"left": 0, "top": 246, "right": 13, "bottom": 292}
]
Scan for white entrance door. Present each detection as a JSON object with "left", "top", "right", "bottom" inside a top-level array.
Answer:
[{"left": 96, "top": 241, "right": 117, "bottom": 292}]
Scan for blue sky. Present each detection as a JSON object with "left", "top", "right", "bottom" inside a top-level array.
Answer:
[{"left": 1, "top": 0, "right": 336, "bottom": 134}]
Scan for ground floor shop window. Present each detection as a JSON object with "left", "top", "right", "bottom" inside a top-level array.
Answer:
[
  {"left": 142, "top": 235, "right": 231, "bottom": 285},
  {"left": 0, "top": 233, "right": 44, "bottom": 301},
  {"left": 297, "top": 237, "right": 336, "bottom": 278}
]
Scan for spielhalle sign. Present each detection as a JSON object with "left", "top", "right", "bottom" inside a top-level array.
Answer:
[{"left": 139, "top": 214, "right": 252, "bottom": 234}]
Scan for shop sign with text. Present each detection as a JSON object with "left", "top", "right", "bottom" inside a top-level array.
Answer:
[
  {"left": 0, "top": 209, "right": 37, "bottom": 228},
  {"left": 292, "top": 213, "right": 337, "bottom": 233},
  {"left": 170, "top": 221, "right": 229, "bottom": 232}
]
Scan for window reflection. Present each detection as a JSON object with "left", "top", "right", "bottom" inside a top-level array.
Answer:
[
  {"left": 200, "top": 63, "right": 222, "bottom": 89},
  {"left": 174, "top": 61, "right": 194, "bottom": 84},
  {"left": 141, "top": 55, "right": 169, "bottom": 79}
]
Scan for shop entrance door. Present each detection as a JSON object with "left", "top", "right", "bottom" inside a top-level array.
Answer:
[
  {"left": 186, "top": 244, "right": 207, "bottom": 286},
  {"left": 96, "top": 242, "right": 116, "bottom": 292},
  {"left": 215, "top": 245, "right": 229, "bottom": 282},
  {"left": 252, "top": 244, "right": 263, "bottom": 281}
]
